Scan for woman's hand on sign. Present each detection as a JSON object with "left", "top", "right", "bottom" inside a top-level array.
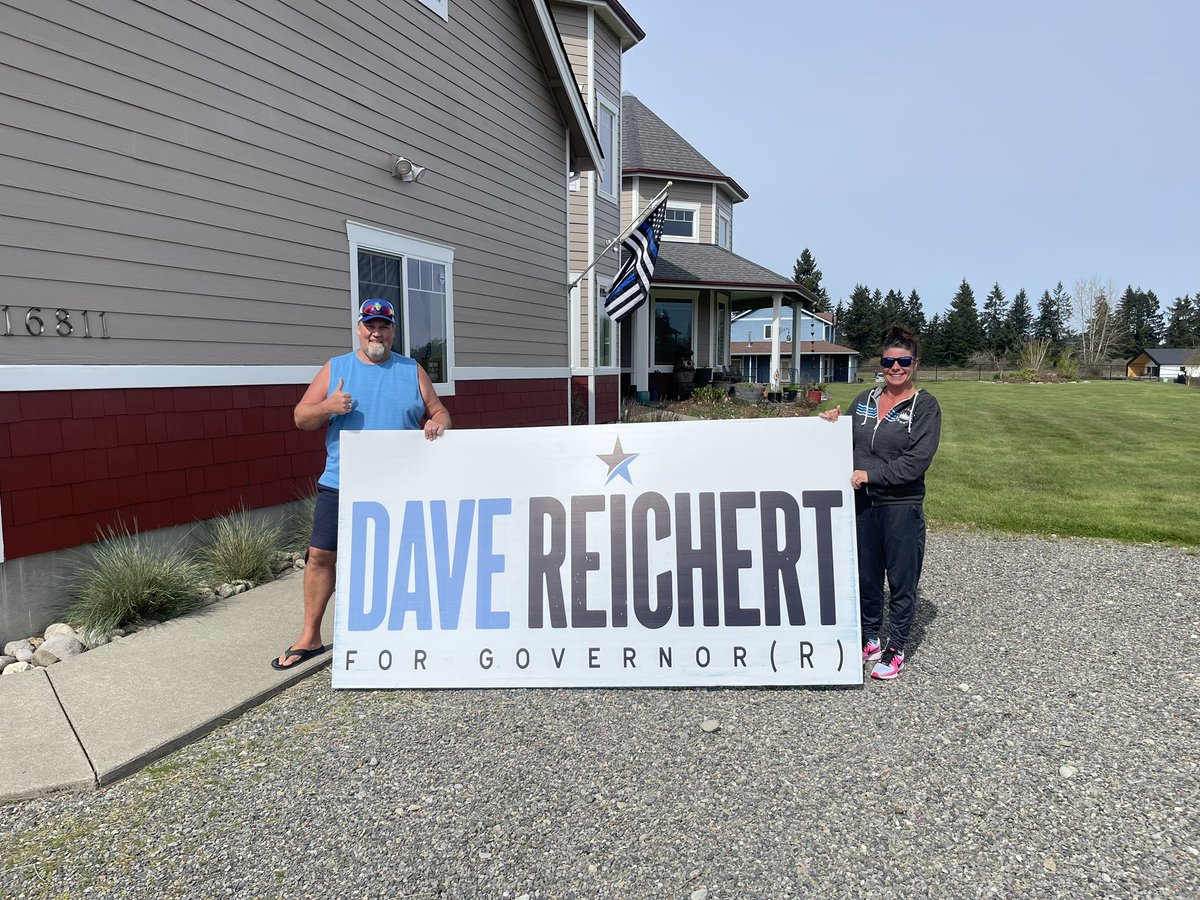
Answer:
[
  {"left": 851, "top": 469, "right": 869, "bottom": 489},
  {"left": 819, "top": 405, "right": 841, "bottom": 422}
]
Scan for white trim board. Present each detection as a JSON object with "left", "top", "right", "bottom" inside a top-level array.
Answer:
[
  {"left": 0, "top": 365, "right": 321, "bottom": 391},
  {"left": 0, "top": 365, "right": 575, "bottom": 392}
]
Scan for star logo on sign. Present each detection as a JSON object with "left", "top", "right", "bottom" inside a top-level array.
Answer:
[{"left": 597, "top": 437, "right": 639, "bottom": 486}]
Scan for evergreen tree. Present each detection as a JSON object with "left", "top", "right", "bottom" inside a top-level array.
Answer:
[
  {"left": 1114, "top": 286, "right": 1164, "bottom": 356},
  {"left": 980, "top": 282, "right": 1010, "bottom": 354},
  {"left": 881, "top": 289, "right": 906, "bottom": 329},
  {"left": 792, "top": 248, "right": 831, "bottom": 312},
  {"left": 905, "top": 289, "right": 927, "bottom": 335},
  {"left": 1034, "top": 285, "right": 1069, "bottom": 348},
  {"left": 1005, "top": 289, "right": 1034, "bottom": 347},
  {"left": 840, "top": 284, "right": 881, "bottom": 357},
  {"left": 942, "top": 279, "right": 983, "bottom": 365},
  {"left": 1164, "top": 294, "right": 1199, "bottom": 346},
  {"left": 1052, "top": 281, "right": 1074, "bottom": 343},
  {"left": 922, "top": 313, "right": 945, "bottom": 366}
]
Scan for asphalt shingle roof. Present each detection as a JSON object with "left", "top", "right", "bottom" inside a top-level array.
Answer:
[
  {"left": 1133, "top": 348, "right": 1200, "bottom": 365},
  {"left": 622, "top": 94, "right": 748, "bottom": 200},
  {"left": 655, "top": 242, "right": 807, "bottom": 297}
]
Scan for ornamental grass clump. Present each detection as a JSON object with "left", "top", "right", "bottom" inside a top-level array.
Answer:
[
  {"left": 283, "top": 491, "right": 317, "bottom": 554},
  {"left": 200, "top": 506, "right": 284, "bottom": 586},
  {"left": 64, "top": 524, "right": 205, "bottom": 635}
]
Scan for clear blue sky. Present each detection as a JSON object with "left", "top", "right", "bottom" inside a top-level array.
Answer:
[{"left": 619, "top": 0, "right": 1199, "bottom": 318}]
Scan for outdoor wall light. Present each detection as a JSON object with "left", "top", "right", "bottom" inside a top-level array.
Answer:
[{"left": 390, "top": 155, "right": 427, "bottom": 183}]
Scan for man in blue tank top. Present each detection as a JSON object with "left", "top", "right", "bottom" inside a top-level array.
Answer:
[{"left": 272, "top": 298, "right": 451, "bottom": 670}]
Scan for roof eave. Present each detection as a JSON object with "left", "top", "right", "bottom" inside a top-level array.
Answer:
[
  {"left": 624, "top": 167, "right": 749, "bottom": 202},
  {"left": 554, "top": 0, "right": 644, "bottom": 47},
  {"left": 519, "top": 0, "right": 604, "bottom": 172}
]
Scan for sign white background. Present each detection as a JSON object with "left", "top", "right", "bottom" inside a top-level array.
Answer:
[{"left": 333, "top": 418, "right": 861, "bottom": 688}]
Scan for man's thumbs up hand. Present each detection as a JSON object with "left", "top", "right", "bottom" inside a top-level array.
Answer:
[{"left": 328, "top": 377, "right": 353, "bottom": 415}]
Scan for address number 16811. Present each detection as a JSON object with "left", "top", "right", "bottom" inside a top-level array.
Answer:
[{"left": 1, "top": 307, "right": 111, "bottom": 338}]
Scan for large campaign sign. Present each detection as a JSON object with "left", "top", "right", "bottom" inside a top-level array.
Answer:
[{"left": 333, "top": 418, "right": 861, "bottom": 688}]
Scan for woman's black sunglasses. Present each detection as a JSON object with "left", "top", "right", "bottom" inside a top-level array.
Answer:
[{"left": 881, "top": 356, "right": 914, "bottom": 369}]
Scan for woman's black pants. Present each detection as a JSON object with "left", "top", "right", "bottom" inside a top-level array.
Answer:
[{"left": 856, "top": 502, "right": 926, "bottom": 651}]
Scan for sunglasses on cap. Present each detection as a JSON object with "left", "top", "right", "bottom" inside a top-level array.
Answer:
[{"left": 881, "top": 356, "right": 914, "bottom": 369}]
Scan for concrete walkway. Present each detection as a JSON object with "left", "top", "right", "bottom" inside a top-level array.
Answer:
[{"left": 0, "top": 571, "right": 331, "bottom": 804}]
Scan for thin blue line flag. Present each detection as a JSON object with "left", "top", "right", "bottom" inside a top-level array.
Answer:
[{"left": 604, "top": 194, "right": 669, "bottom": 323}]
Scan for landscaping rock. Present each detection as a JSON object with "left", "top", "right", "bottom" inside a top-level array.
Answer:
[
  {"left": 0, "top": 655, "right": 15, "bottom": 669},
  {"left": 14, "top": 647, "right": 34, "bottom": 663},
  {"left": 79, "top": 629, "right": 111, "bottom": 650},
  {"left": 31, "top": 648, "right": 60, "bottom": 667},
  {"left": 3, "top": 639, "right": 32, "bottom": 657},
  {"left": 43, "top": 623, "right": 79, "bottom": 640},
  {"left": 43, "top": 634, "right": 85, "bottom": 660},
  {"left": 2, "top": 661, "right": 34, "bottom": 675}
]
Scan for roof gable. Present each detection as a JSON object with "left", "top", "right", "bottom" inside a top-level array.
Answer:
[{"left": 622, "top": 93, "right": 748, "bottom": 200}]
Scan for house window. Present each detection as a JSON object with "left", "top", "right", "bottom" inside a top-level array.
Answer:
[
  {"left": 348, "top": 222, "right": 454, "bottom": 387},
  {"left": 763, "top": 323, "right": 774, "bottom": 340},
  {"left": 717, "top": 210, "right": 731, "bottom": 249},
  {"left": 597, "top": 282, "right": 614, "bottom": 367},
  {"left": 413, "top": 0, "right": 448, "bottom": 20},
  {"left": 654, "top": 300, "right": 693, "bottom": 367},
  {"left": 596, "top": 94, "right": 619, "bottom": 202},
  {"left": 662, "top": 202, "right": 700, "bottom": 242}
]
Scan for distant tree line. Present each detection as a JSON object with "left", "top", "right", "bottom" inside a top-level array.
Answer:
[{"left": 791, "top": 249, "right": 1200, "bottom": 369}]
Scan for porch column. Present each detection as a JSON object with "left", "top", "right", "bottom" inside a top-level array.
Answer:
[
  {"left": 770, "top": 291, "right": 783, "bottom": 390},
  {"left": 632, "top": 297, "right": 651, "bottom": 396}
]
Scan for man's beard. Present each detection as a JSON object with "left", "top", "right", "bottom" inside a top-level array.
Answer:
[{"left": 365, "top": 341, "right": 388, "bottom": 361}]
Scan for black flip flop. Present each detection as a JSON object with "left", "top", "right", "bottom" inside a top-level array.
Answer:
[{"left": 270, "top": 644, "right": 328, "bottom": 671}]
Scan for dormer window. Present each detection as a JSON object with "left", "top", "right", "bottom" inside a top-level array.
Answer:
[
  {"left": 717, "top": 210, "right": 732, "bottom": 249},
  {"left": 662, "top": 201, "right": 701, "bottom": 243}
]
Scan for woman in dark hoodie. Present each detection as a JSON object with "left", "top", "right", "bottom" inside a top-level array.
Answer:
[{"left": 820, "top": 325, "right": 941, "bottom": 680}]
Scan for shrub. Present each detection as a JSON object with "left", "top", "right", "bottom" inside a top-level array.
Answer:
[
  {"left": 1055, "top": 350, "right": 1080, "bottom": 381},
  {"left": 63, "top": 523, "right": 205, "bottom": 634},
  {"left": 690, "top": 385, "right": 727, "bottom": 405},
  {"left": 200, "top": 506, "right": 284, "bottom": 586}
]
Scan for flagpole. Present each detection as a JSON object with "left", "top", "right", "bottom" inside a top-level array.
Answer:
[{"left": 567, "top": 180, "right": 672, "bottom": 291}]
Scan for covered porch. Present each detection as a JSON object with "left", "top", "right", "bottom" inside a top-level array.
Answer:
[{"left": 620, "top": 244, "right": 815, "bottom": 399}]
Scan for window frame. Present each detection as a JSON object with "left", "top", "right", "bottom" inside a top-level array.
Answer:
[
  {"left": 595, "top": 92, "right": 620, "bottom": 204},
  {"left": 662, "top": 201, "right": 701, "bottom": 243},
  {"left": 346, "top": 221, "right": 455, "bottom": 391},
  {"left": 651, "top": 291, "right": 697, "bottom": 369},
  {"left": 717, "top": 209, "right": 732, "bottom": 249}
]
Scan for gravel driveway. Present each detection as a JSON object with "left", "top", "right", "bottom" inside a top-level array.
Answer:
[{"left": 2, "top": 529, "right": 1197, "bottom": 899}]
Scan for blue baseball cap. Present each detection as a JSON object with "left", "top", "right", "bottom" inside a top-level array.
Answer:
[{"left": 359, "top": 298, "right": 396, "bottom": 324}]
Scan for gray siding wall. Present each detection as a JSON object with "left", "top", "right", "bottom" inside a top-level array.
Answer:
[
  {"left": 553, "top": 3, "right": 592, "bottom": 357},
  {"left": 590, "top": 15, "right": 622, "bottom": 366},
  {"left": 0, "top": 0, "right": 571, "bottom": 368},
  {"left": 553, "top": 3, "right": 623, "bottom": 368}
]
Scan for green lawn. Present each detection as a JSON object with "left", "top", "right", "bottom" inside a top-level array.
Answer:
[{"left": 821, "top": 379, "right": 1200, "bottom": 546}]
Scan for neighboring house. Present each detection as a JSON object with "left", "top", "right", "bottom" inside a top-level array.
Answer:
[
  {"left": 552, "top": 0, "right": 644, "bottom": 424},
  {"left": 617, "top": 94, "right": 815, "bottom": 398},
  {"left": 0, "top": 0, "right": 623, "bottom": 634},
  {"left": 731, "top": 309, "right": 859, "bottom": 383},
  {"left": 1126, "top": 348, "right": 1200, "bottom": 382}
]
